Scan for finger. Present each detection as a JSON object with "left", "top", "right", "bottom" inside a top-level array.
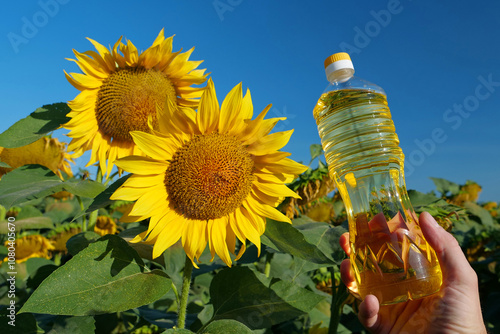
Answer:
[
  {"left": 419, "top": 211, "right": 476, "bottom": 284},
  {"left": 358, "top": 295, "right": 381, "bottom": 331},
  {"left": 340, "top": 259, "right": 360, "bottom": 298},
  {"left": 339, "top": 232, "right": 350, "bottom": 256},
  {"left": 340, "top": 259, "right": 354, "bottom": 287}
]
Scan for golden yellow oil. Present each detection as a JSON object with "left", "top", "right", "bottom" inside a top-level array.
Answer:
[
  {"left": 349, "top": 211, "right": 442, "bottom": 304},
  {"left": 314, "top": 89, "right": 443, "bottom": 305}
]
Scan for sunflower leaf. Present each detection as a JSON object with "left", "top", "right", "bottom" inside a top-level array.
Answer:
[
  {"left": 199, "top": 319, "right": 253, "bottom": 333},
  {"left": 0, "top": 165, "right": 105, "bottom": 208},
  {"left": 0, "top": 103, "right": 70, "bottom": 148},
  {"left": 0, "top": 216, "right": 53, "bottom": 233},
  {"left": 262, "top": 219, "right": 341, "bottom": 265},
  {"left": 208, "top": 266, "right": 323, "bottom": 329},
  {"left": 309, "top": 143, "right": 324, "bottom": 163},
  {"left": 86, "top": 174, "right": 131, "bottom": 213},
  {"left": 19, "top": 234, "right": 172, "bottom": 316}
]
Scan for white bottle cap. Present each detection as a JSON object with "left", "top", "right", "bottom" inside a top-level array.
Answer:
[{"left": 324, "top": 52, "right": 354, "bottom": 81}]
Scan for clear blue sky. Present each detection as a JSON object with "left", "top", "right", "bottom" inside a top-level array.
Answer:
[{"left": 1, "top": 0, "right": 499, "bottom": 202}]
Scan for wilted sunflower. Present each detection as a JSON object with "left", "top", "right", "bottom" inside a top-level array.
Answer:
[
  {"left": 0, "top": 137, "right": 73, "bottom": 179},
  {"left": 4, "top": 235, "right": 55, "bottom": 263},
  {"left": 94, "top": 215, "right": 118, "bottom": 236},
  {"left": 111, "top": 79, "right": 307, "bottom": 267},
  {"left": 63, "top": 29, "right": 208, "bottom": 177},
  {"left": 48, "top": 224, "right": 81, "bottom": 252}
]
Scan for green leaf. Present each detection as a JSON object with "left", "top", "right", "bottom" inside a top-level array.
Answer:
[
  {"left": 163, "top": 329, "right": 194, "bottom": 333},
  {"left": 429, "top": 177, "right": 460, "bottom": 197},
  {"left": 162, "top": 243, "right": 185, "bottom": 290},
  {"left": 298, "top": 222, "right": 347, "bottom": 263},
  {"left": 66, "top": 231, "right": 101, "bottom": 256},
  {"left": 0, "top": 165, "right": 105, "bottom": 208},
  {"left": 200, "top": 319, "right": 253, "bottom": 333},
  {"left": 209, "top": 266, "right": 323, "bottom": 329},
  {"left": 86, "top": 174, "right": 130, "bottom": 212},
  {"left": 262, "top": 219, "right": 337, "bottom": 265},
  {"left": 0, "top": 161, "right": 11, "bottom": 168},
  {"left": 64, "top": 179, "right": 106, "bottom": 198},
  {"left": 464, "top": 201, "right": 495, "bottom": 227},
  {"left": 16, "top": 205, "right": 43, "bottom": 220},
  {"left": 43, "top": 315, "right": 95, "bottom": 334},
  {"left": 309, "top": 144, "right": 324, "bottom": 162},
  {"left": 408, "top": 190, "right": 439, "bottom": 207},
  {"left": 0, "top": 216, "right": 53, "bottom": 233},
  {"left": 19, "top": 235, "right": 172, "bottom": 316},
  {"left": 0, "top": 103, "right": 70, "bottom": 148},
  {"left": 26, "top": 263, "right": 58, "bottom": 290}
]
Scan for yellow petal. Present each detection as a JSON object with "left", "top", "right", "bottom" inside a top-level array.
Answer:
[
  {"left": 182, "top": 220, "right": 208, "bottom": 264},
  {"left": 130, "top": 131, "right": 176, "bottom": 161},
  {"left": 208, "top": 217, "right": 232, "bottom": 266},
  {"left": 152, "top": 218, "right": 185, "bottom": 259},
  {"left": 129, "top": 186, "right": 167, "bottom": 216},
  {"left": 197, "top": 79, "right": 219, "bottom": 134},
  {"left": 114, "top": 156, "right": 169, "bottom": 175},
  {"left": 122, "top": 174, "right": 165, "bottom": 188},
  {"left": 255, "top": 181, "right": 300, "bottom": 199},
  {"left": 244, "top": 194, "right": 291, "bottom": 223},
  {"left": 238, "top": 104, "right": 272, "bottom": 143},
  {"left": 247, "top": 130, "right": 294, "bottom": 155},
  {"left": 219, "top": 83, "right": 242, "bottom": 133},
  {"left": 110, "top": 185, "right": 144, "bottom": 201},
  {"left": 253, "top": 151, "right": 291, "bottom": 165},
  {"left": 259, "top": 158, "right": 308, "bottom": 176},
  {"left": 240, "top": 117, "right": 286, "bottom": 146},
  {"left": 232, "top": 207, "right": 261, "bottom": 255}
]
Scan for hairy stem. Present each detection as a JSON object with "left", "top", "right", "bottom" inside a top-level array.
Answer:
[{"left": 177, "top": 255, "right": 193, "bottom": 329}]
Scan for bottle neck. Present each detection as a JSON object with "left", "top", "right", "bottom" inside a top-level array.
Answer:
[{"left": 326, "top": 68, "right": 355, "bottom": 83}]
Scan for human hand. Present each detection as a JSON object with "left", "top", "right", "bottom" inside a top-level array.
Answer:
[{"left": 339, "top": 212, "right": 487, "bottom": 334}]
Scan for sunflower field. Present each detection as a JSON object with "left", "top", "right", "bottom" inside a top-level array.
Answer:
[{"left": 0, "top": 31, "right": 499, "bottom": 334}]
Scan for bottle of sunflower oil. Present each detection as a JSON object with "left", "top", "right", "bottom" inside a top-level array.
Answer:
[{"left": 312, "top": 52, "right": 442, "bottom": 305}]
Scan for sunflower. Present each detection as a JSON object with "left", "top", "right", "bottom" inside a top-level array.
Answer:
[
  {"left": 63, "top": 29, "right": 208, "bottom": 177},
  {"left": 94, "top": 215, "right": 119, "bottom": 236},
  {"left": 4, "top": 235, "right": 55, "bottom": 263},
  {"left": 0, "top": 137, "right": 73, "bottom": 179},
  {"left": 48, "top": 224, "right": 82, "bottom": 252},
  {"left": 110, "top": 79, "right": 307, "bottom": 267}
]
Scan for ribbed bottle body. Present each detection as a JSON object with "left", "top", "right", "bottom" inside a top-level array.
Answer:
[{"left": 314, "top": 88, "right": 442, "bottom": 305}]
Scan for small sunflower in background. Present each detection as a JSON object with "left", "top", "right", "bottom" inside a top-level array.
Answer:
[
  {"left": 63, "top": 29, "right": 208, "bottom": 177},
  {"left": 0, "top": 137, "right": 73, "bottom": 179},
  {"left": 49, "top": 224, "right": 82, "bottom": 253},
  {"left": 4, "top": 235, "right": 55, "bottom": 263},
  {"left": 94, "top": 216, "right": 119, "bottom": 236},
  {"left": 111, "top": 79, "right": 307, "bottom": 267}
]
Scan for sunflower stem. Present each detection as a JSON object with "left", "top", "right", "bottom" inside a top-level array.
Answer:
[
  {"left": 95, "top": 166, "right": 103, "bottom": 183},
  {"left": 264, "top": 252, "right": 273, "bottom": 277},
  {"left": 328, "top": 266, "right": 348, "bottom": 334},
  {"left": 177, "top": 255, "right": 193, "bottom": 329},
  {"left": 76, "top": 195, "right": 87, "bottom": 231}
]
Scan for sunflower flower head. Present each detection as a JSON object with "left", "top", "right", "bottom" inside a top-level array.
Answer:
[
  {"left": 94, "top": 215, "right": 119, "bottom": 236},
  {"left": 0, "top": 137, "right": 73, "bottom": 179},
  {"left": 4, "top": 235, "right": 55, "bottom": 263},
  {"left": 48, "top": 224, "right": 82, "bottom": 252},
  {"left": 63, "top": 29, "right": 208, "bottom": 177},
  {"left": 110, "top": 79, "right": 307, "bottom": 267}
]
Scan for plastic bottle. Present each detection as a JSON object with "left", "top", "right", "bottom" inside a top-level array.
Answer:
[{"left": 313, "top": 52, "right": 442, "bottom": 305}]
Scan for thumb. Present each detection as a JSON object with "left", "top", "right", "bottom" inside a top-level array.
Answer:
[{"left": 419, "top": 211, "right": 475, "bottom": 284}]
